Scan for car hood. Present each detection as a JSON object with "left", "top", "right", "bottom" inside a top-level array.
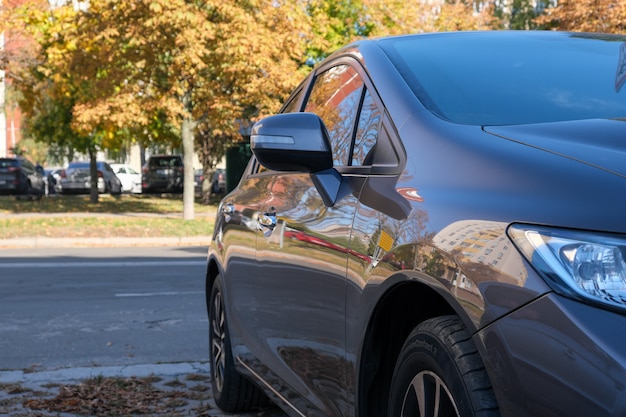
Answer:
[{"left": 483, "top": 118, "right": 626, "bottom": 178}]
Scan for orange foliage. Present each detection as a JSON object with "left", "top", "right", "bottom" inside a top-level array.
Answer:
[{"left": 536, "top": 0, "right": 626, "bottom": 33}]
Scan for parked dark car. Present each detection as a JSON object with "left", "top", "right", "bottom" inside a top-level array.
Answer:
[
  {"left": 43, "top": 167, "right": 63, "bottom": 195},
  {"left": 58, "top": 161, "right": 122, "bottom": 195},
  {"left": 206, "top": 31, "right": 626, "bottom": 417},
  {"left": 142, "top": 155, "right": 183, "bottom": 194},
  {"left": 194, "top": 169, "right": 204, "bottom": 194},
  {"left": 0, "top": 157, "right": 45, "bottom": 199},
  {"left": 211, "top": 168, "right": 226, "bottom": 194}
]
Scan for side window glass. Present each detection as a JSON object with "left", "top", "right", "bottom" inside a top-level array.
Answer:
[
  {"left": 352, "top": 89, "right": 381, "bottom": 166},
  {"left": 23, "top": 160, "right": 34, "bottom": 173},
  {"left": 305, "top": 65, "right": 364, "bottom": 166},
  {"left": 282, "top": 88, "right": 304, "bottom": 113}
]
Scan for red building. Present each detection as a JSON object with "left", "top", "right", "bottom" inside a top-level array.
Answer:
[{"left": 1, "top": 0, "right": 30, "bottom": 157}]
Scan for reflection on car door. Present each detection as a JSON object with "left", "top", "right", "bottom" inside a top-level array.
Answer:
[
  {"left": 227, "top": 62, "right": 382, "bottom": 416},
  {"left": 253, "top": 172, "right": 363, "bottom": 415}
]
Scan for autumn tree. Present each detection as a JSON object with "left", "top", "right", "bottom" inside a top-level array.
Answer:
[
  {"left": 535, "top": 0, "right": 626, "bottom": 33},
  {"left": 426, "top": 1, "right": 500, "bottom": 32},
  {"left": 62, "top": 0, "right": 311, "bottom": 219},
  {"left": 305, "top": 0, "right": 500, "bottom": 62},
  {"left": 492, "top": 0, "right": 555, "bottom": 30},
  {"left": 304, "top": 0, "right": 376, "bottom": 63},
  {"left": 2, "top": 1, "right": 109, "bottom": 201},
  {"left": 6, "top": 0, "right": 312, "bottom": 216}
]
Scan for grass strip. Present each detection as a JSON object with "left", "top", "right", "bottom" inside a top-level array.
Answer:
[{"left": 0, "top": 216, "right": 214, "bottom": 239}]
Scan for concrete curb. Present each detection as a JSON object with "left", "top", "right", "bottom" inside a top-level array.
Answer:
[{"left": 0, "top": 362, "right": 209, "bottom": 385}]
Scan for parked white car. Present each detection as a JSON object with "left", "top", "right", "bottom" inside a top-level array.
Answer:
[{"left": 110, "top": 163, "right": 142, "bottom": 194}]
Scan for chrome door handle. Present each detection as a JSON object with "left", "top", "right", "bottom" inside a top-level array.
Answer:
[
  {"left": 258, "top": 208, "right": 277, "bottom": 231},
  {"left": 222, "top": 202, "right": 235, "bottom": 215}
]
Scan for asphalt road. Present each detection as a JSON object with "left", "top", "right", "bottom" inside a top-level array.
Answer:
[
  {"left": 0, "top": 246, "right": 209, "bottom": 371},
  {"left": 0, "top": 245, "right": 289, "bottom": 416}
]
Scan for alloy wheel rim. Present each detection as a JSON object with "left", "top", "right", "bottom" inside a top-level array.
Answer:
[
  {"left": 211, "top": 289, "right": 226, "bottom": 392},
  {"left": 401, "top": 370, "right": 460, "bottom": 417}
]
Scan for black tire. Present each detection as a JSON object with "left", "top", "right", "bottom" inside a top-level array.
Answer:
[
  {"left": 16, "top": 181, "right": 32, "bottom": 201},
  {"left": 110, "top": 182, "right": 122, "bottom": 196},
  {"left": 209, "top": 276, "right": 269, "bottom": 412},
  {"left": 388, "top": 316, "right": 499, "bottom": 417}
]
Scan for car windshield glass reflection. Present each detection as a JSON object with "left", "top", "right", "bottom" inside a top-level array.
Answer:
[{"left": 380, "top": 32, "right": 626, "bottom": 126}]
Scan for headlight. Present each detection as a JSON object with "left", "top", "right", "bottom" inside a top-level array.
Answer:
[{"left": 508, "top": 224, "right": 626, "bottom": 312}]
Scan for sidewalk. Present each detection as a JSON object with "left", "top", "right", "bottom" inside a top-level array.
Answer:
[{"left": 0, "top": 362, "right": 286, "bottom": 416}]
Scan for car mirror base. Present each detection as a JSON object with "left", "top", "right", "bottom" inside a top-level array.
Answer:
[{"left": 311, "top": 168, "right": 342, "bottom": 207}]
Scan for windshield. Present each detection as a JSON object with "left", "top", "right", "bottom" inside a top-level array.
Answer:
[
  {"left": 0, "top": 159, "right": 19, "bottom": 168},
  {"left": 379, "top": 31, "right": 626, "bottom": 126}
]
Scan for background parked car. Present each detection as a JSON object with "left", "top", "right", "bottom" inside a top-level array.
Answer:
[
  {"left": 206, "top": 31, "right": 626, "bottom": 417},
  {"left": 58, "top": 161, "right": 123, "bottom": 195},
  {"left": 142, "top": 155, "right": 183, "bottom": 194},
  {"left": 210, "top": 168, "right": 226, "bottom": 194},
  {"left": 194, "top": 169, "right": 204, "bottom": 195},
  {"left": 110, "top": 163, "right": 142, "bottom": 194},
  {"left": 195, "top": 167, "right": 226, "bottom": 195},
  {"left": 0, "top": 157, "right": 45, "bottom": 199},
  {"left": 43, "top": 167, "right": 63, "bottom": 195}
]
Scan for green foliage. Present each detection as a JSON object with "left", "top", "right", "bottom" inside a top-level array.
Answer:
[
  {"left": 305, "top": 0, "right": 372, "bottom": 63},
  {"left": 493, "top": 0, "right": 556, "bottom": 30}
]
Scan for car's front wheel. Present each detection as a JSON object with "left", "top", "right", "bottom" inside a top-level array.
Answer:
[
  {"left": 209, "top": 276, "right": 268, "bottom": 412},
  {"left": 388, "top": 315, "right": 499, "bottom": 417}
]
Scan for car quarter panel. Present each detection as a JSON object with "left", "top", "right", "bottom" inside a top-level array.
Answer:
[
  {"left": 478, "top": 293, "right": 626, "bottom": 417},
  {"left": 346, "top": 109, "right": 626, "bottom": 415}
]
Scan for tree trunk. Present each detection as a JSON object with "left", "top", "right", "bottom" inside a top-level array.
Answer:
[
  {"left": 89, "top": 148, "right": 99, "bottom": 204},
  {"left": 182, "top": 116, "right": 196, "bottom": 220}
]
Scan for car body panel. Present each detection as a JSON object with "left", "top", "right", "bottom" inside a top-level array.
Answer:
[
  {"left": 478, "top": 293, "right": 626, "bottom": 417},
  {"left": 207, "top": 31, "right": 626, "bottom": 417},
  {"left": 0, "top": 157, "right": 45, "bottom": 197},
  {"left": 43, "top": 167, "right": 63, "bottom": 195},
  {"left": 214, "top": 166, "right": 363, "bottom": 415},
  {"left": 59, "top": 161, "right": 122, "bottom": 195},
  {"left": 212, "top": 168, "right": 226, "bottom": 193},
  {"left": 142, "top": 155, "right": 183, "bottom": 194},
  {"left": 110, "top": 163, "right": 142, "bottom": 194},
  {"left": 484, "top": 119, "right": 626, "bottom": 178}
]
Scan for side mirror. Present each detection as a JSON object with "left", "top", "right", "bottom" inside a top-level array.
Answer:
[
  {"left": 250, "top": 112, "right": 333, "bottom": 173},
  {"left": 251, "top": 112, "right": 344, "bottom": 207}
]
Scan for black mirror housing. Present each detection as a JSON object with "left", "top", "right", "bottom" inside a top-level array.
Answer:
[{"left": 251, "top": 113, "right": 333, "bottom": 173}]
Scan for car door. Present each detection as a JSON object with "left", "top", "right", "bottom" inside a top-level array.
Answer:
[{"left": 229, "top": 61, "right": 383, "bottom": 416}]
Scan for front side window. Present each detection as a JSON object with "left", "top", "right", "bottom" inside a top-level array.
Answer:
[
  {"left": 352, "top": 89, "right": 381, "bottom": 166},
  {"left": 305, "top": 65, "right": 364, "bottom": 166},
  {"left": 282, "top": 86, "right": 305, "bottom": 113}
]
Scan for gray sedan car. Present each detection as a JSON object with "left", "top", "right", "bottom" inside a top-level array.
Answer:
[
  {"left": 59, "top": 161, "right": 122, "bottom": 195},
  {"left": 206, "top": 31, "right": 626, "bottom": 417}
]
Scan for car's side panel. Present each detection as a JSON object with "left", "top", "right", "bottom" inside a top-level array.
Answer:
[
  {"left": 214, "top": 170, "right": 276, "bottom": 363},
  {"left": 228, "top": 171, "right": 365, "bottom": 417}
]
